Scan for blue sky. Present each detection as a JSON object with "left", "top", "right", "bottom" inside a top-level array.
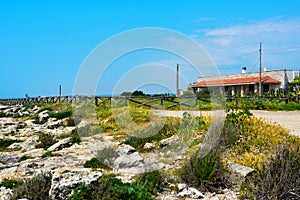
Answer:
[{"left": 1, "top": 0, "right": 300, "bottom": 97}]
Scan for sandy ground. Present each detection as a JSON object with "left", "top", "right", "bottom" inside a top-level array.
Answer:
[
  {"left": 153, "top": 110, "right": 300, "bottom": 137},
  {"left": 251, "top": 110, "right": 300, "bottom": 137}
]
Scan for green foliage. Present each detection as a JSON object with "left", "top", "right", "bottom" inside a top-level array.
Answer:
[
  {"left": 68, "top": 174, "right": 153, "bottom": 200},
  {"left": 18, "top": 155, "right": 33, "bottom": 162},
  {"left": 135, "top": 170, "right": 163, "bottom": 195},
  {"left": 10, "top": 172, "right": 52, "bottom": 200},
  {"left": 132, "top": 90, "right": 146, "bottom": 96},
  {"left": 35, "top": 132, "right": 57, "bottom": 150},
  {"left": 0, "top": 179, "right": 22, "bottom": 189},
  {"left": 96, "top": 147, "right": 118, "bottom": 167},
  {"left": 48, "top": 110, "right": 72, "bottom": 119},
  {"left": 0, "top": 139, "right": 22, "bottom": 151},
  {"left": 41, "top": 151, "right": 54, "bottom": 158},
  {"left": 83, "top": 158, "right": 111, "bottom": 170},
  {"left": 240, "top": 143, "right": 300, "bottom": 199},
  {"left": 180, "top": 149, "right": 229, "bottom": 191},
  {"left": 0, "top": 112, "right": 5, "bottom": 118}
]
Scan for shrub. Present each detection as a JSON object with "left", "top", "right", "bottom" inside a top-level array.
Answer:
[
  {"left": 179, "top": 149, "right": 229, "bottom": 191},
  {"left": 41, "top": 152, "right": 54, "bottom": 158},
  {"left": 18, "top": 155, "right": 33, "bottom": 162},
  {"left": 0, "top": 179, "right": 22, "bottom": 189},
  {"left": 0, "top": 139, "right": 22, "bottom": 151},
  {"left": 0, "top": 112, "right": 5, "bottom": 118},
  {"left": 35, "top": 132, "right": 57, "bottom": 150},
  {"left": 48, "top": 110, "right": 72, "bottom": 120},
  {"left": 240, "top": 143, "right": 300, "bottom": 199},
  {"left": 96, "top": 146, "right": 118, "bottom": 167},
  {"left": 68, "top": 174, "right": 153, "bottom": 200},
  {"left": 135, "top": 170, "right": 163, "bottom": 195},
  {"left": 83, "top": 158, "right": 111, "bottom": 170},
  {"left": 10, "top": 172, "right": 52, "bottom": 200}
]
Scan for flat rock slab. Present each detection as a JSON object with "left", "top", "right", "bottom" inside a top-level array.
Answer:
[{"left": 227, "top": 162, "right": 255, "bottom": 178}]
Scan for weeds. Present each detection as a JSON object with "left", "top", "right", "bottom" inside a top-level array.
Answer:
[
  {"left": 0, "top": 179, "right": 22, "bottom": 189},
  {"left": 0, "top": 139, "right": 22, "bottom": 151},
  {"left": 10, "top": 172, "right": 52, "bottom": 200},
  {"left": 35, "top": 132, "right": 57, "bottom": 150},
  {"left": 240, "top": 143, "right": 300, "bottom": 199},
  {"left": 83, "top": 158, "right": 111, "bottom": 170},
  {"left": 68, "top": 173, "right": 153, "bottom": 200}
]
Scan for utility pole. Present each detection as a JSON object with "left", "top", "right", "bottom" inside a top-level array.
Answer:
[
  {"left": 59, "top": 85, "right": 62, "bottom": 97},
  {"left": 176, "top": 64, "right": 179, "bottom": 97},
  {"left": 259, "top": 42, "right": 262, "bottom": 97}
]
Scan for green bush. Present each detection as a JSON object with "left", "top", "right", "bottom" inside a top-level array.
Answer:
[
  {"left": 18, "top": 155, "right": 33, "bottom": 162},
  {"left": 0, "top": 179, "right": 22, "bottom": 189},
  {"left": 49, "top": 110, "right": 72, "bottom": 120},
  {"left": 135, "top": 170, "right": 163, "bottom": 195},
  {"left": 10, "top": 172, "right": 52, "bottom": 200},
  {"left": 0, "top": 112, "right": 5, "bottom": 118},
  {"left": 68, "top": 174, "right": 153, "bottom": 200},
  {"left": 41, "top": 152, "right": 54, "bottom": 158},
  {"left": 35, "top": 132, "right": 57, "bottom": 150},
  {"left": 179, "top": 149, "right": 229, "bottom": 191},
  {"left": 240, "top": 143, "right": 300, "bottom": 199},
  {"left": 0, "top": 139, "right": 22, "bottom": 151},
  {"left": 83, "top": 158, "right": 111, "bottom": 170}
]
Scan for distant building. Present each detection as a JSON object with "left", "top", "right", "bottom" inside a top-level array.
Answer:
[{"left": 190, "top": 68, "right": 300, "bottom": 97}]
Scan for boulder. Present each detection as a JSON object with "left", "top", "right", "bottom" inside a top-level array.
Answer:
[
  {"left": 49, "top": 168, "right": 102, "bottom": 200},
  {"left": 116, "top": 144, "right": 136, "bottom": 156},
  {"left": 143, "top": 142, "right": 155, "bottom": 150},
  {"left": 0, "top": 186, "right": 12, "bottom": 200},
  {"left": 227, "top": 162, "right": 255, "bottom": 178},
  {"left": 114, "top": 152, "right": 145, "bottom": 174},
  {"left": 47, "top": 119, "right": 63, "bottom": 129},
  {"left": 47, "top": 137, "right": 73, "bottom": 152},
  {"left": 177, "top": 187, "right": 204, "bottom": 199},
  {"left": 38, "top": 111, "right": 50, "bottom": 124},
  {"left": 159, "top": 135, "right": 179, "bottom": 147}
]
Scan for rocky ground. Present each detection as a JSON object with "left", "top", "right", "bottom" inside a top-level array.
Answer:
[{"left": 0, "top": 105, "right": 251, "bottom": 200}]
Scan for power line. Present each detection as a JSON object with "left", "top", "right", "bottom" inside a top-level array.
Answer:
[{"left": 263, "top": 45, "right": 300, "bottom": 52}]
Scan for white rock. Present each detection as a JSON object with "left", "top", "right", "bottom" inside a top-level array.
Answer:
[
  {"left": 177, "top": 187, "right": 204, "bottom": 199},
  {"left": 116, "top": 144, "right": 136, "bottom": 156},
  {"left": 38, "top": 111, "right": 50, "bottom": 124},
  {"left": 47, "top": 137, "right": 73, "bottom": 152},
  {"left": 159, "top": 135, "right": 179, "bottom": 147},
  {"left": 178, "top": 183, "right": 187, "bottom": 191},
  {"left": 143, "top": 142, "right": 155, "bottom": 150}
]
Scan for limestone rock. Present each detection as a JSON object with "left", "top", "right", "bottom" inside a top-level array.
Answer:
[
  {"left": 0, "top": 186, "right": 12, "bottom": 200},
  {"left": 227, "top": 162, "right": 255, "bottom": 178},
  {"left": 47, "top": 119, "right": 63, "bottom": 129},
  {"left": 177, "top": 187, "right": 204, "bottom": 199},
  {"left": 49, "top": 168, "right": 102, "bottom": 200},
  {"left": 114, "top": 152, "right": 145, "bottom": 174},
  {"left": 116, "top": 144, "right": 136, "bottom": 156},
  {"left": 47, "top": 137, "right": 73, "bottom": 152},
  {"left": 143, "top": 142, "right": 155, "bottom": 150},
  {"left": 159, "top": 135, "right": 179, "bottom": 147},
  {"left": 38, "top": 111, "right": 50, "bottom": 124}
]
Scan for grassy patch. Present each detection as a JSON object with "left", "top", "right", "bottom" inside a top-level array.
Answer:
[
  {"left": 18, "top": 155, "right": 33, "bottom": 162},
  {"left": 10, "top": 172, "right": 52, "bottom": 200},
  {"left": 0, "top": 139, "right": 22, "bottom": 151},
  {"left": 68, "top": 173, "right": 153, "bottom": 200},
  {"left": 35, "top": 132, "right": 57, "bottom": 150},
  {"left": 0, "top": 179, "right": 23, "bottom": 189},
  {"left": 41, "top": 151, "right": 54, "bottom": 158},
  {"left": 83, "top": 158, "right": 111, "bottom": 170}
]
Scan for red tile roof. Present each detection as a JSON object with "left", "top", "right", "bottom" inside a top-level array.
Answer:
[{"left": 191, "top": 76, "right": 280, "bottom": 87}]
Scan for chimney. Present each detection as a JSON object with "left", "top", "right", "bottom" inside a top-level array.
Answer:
[
  {"left": 264, "top": 67, "right": 268, "bottom": 72},
  {"left": 242, "top": 67, "right": 247, "bottom": 74}
]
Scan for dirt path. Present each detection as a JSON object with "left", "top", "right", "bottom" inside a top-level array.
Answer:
[
  {"left": 251, "top": 110, "right": 300, "bottom": 137},
  {"left": 153, "top": 110, "right": 300, "bottom": 137}
]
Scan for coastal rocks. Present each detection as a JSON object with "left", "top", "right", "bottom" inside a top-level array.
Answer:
[
  {"left": 49, "top": 168, "right": 102, "bottom": 200},
  {"left": 47, "top": 137, "right": 73, "bottom": 152}
]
